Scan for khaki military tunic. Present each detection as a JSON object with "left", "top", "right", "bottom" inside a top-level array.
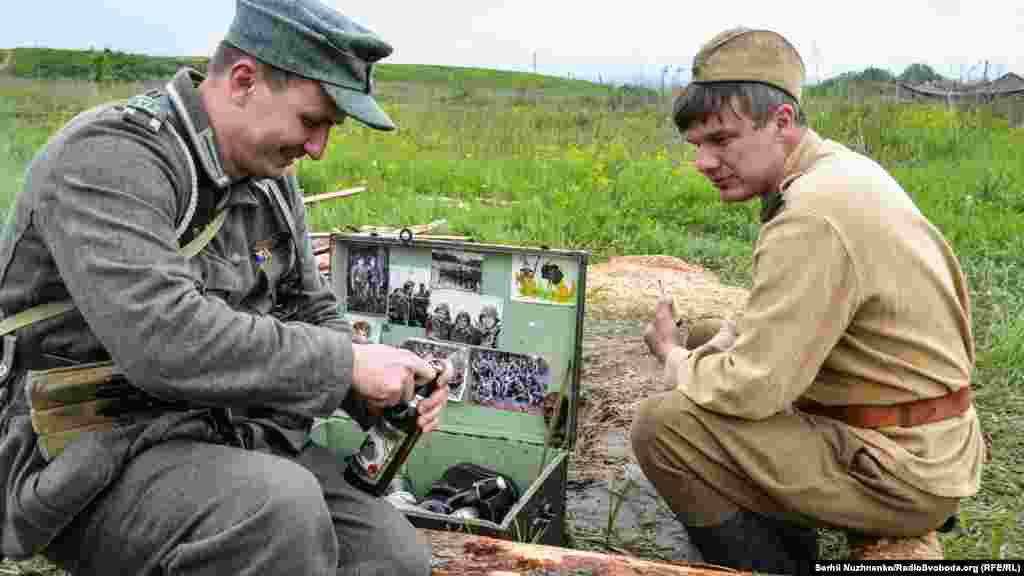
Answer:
[{"left": 632, "top": 130, "right": 985, "bottom": 536}]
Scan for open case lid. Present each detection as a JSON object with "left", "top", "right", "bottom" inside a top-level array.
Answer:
[{"left": 329, "top": 233, "right": 588, "bottom": 450}]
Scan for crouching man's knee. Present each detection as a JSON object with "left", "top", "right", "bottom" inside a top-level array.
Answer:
[{"left": 630, "top": 390, "right": 692, "bottom": 469}]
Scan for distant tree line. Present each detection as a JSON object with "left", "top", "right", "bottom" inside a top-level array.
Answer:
[
  {"left": 9, "top": 47, "right": 208, "bottom": 82},
  {"left": 4, "top": 48, "right": 629, "bottom": 100},
  {"left": 814, "top": 63, "right": 946, "bottom": 91}
]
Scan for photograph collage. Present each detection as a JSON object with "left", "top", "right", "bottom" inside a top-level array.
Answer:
[{"left": 344, "top": 245, "right": 573, "bottom": 415}]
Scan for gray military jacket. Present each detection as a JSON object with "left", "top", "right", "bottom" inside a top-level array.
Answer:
[{"left": 0, "top": 69, "right": 363, "bottom": 558}]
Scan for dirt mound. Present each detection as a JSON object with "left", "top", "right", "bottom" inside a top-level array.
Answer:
[{"left": 585, "top": 255, "right": 748, "bottom": 322}]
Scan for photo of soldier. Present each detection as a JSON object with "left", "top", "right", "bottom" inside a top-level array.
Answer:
[
  {"left": 386, "top": 265, "right": 430, "bottom": 327},
  {"left": 430, "top": 250, "right": 484, "bottom": 293},
  {"left": 422, "top": 290, "right": 503, "bottom": 349},
  {"left": 449, "top": 311, "right": 477, "bottom": 344},
  {"left": 352, "top": 320, "right": 371, "bottom": 344},
  {"left": 346, "top": 245, "right": 388, "bottom": 315},
  {"left": 476, "top": 305, "right": 501, "bottom": 348},
  {"left": 344, "top": 314, "right": 384, "bottom": 344},
  {"left": 425, "top": 302, "right": 452, "bottom": 341},
  {"left": 410, "top": 283, "right": 431, "bottom": 327},
  {"left": 399, "top": 338, "right": 469, "bottom": 402},
  {"left": 387, "top": 280, "right": 415, "bottom": 325},
  {"left": 469, "top": 349, "right": 550, "bottom": 416}
]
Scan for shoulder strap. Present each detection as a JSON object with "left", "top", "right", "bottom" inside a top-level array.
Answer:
[
  {"left": 258, "top": 176, "right": 300, "bottom": 243},
  {"left": 123, "top": 91, "right": 201, "bottom": 242},
  {"left": 0, "top": 211, "right": 228, "bottom": 337},
  {"left": 0, "top": 91, "right": 229, "bottom": 337}
]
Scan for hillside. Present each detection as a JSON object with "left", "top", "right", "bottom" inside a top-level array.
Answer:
[
  {"left": 0, "top": 47, "right": 626, "bottom": 99},
  {"left": 4, "top": 47, "right": 205, "bottom": 82}
]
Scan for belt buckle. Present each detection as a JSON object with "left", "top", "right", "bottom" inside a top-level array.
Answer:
[{"left": 898, "top": 403, "right": 914, "bottom": 427}]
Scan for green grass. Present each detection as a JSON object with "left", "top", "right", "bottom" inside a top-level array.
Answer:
[{"left": 1, "top": 68, "right": 1022, "bottom": 562}]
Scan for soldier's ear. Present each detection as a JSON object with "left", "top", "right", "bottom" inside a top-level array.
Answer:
[
  {"left": 772, "top": 104, "right": 796, "bottom": 134},
  {"left": 228, "top": 58, "right": 260, "bottom": 106}
]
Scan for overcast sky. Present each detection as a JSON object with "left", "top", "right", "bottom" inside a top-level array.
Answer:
[{"left": 3, "top": 1, "right": 1022, "bottom": 85}]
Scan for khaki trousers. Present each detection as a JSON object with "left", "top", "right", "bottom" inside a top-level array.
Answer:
[{"left": 631, "top": 320, "right": 958, "bottom": 537}]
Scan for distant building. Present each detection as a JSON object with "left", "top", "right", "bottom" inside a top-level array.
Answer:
[
  {"left": 985, "top": 72, "right": 1024, "bottom": 93},
  {"left": 898, "top": 72, "right": 1024, "bottom": 104}
]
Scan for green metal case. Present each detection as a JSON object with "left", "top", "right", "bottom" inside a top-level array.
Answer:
[{"left": 309, "top": 234, "right": 588, "bottom": 545}]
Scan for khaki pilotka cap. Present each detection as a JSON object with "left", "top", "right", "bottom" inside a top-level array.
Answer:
[
  {"left": 225, "top": 0, "right": 396, "bottom": 130},
  {"left": 691, "top": 27, "right": 806, "bottom": 103}
]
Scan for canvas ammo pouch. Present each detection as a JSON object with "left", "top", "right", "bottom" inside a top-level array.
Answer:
[
  {"left": 27, "top": 361, "right": 194, "bottom": 461},
  {"left": 0, "top": 202, "right": 227, "bottom": 462}
]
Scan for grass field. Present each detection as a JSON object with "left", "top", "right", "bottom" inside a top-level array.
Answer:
[{"left": 1, "top": 53, "right": 1022, "bottom": 562}]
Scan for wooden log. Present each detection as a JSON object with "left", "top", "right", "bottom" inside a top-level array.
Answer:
[
  {"left": 358, "top": 219, "right": 449, "bottom": 235},
  {"left": 415, "top": 234, "right": 472, "bottom": 242},
  {"left": 302, "top": 187, "right": 365, "bottom": 205},
  {"left": 419, "top": 530, "right": 744, "bottom": 576}
]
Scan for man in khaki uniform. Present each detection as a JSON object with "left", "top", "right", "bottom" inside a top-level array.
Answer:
[{"left": 631, "top": 28, "right": 985, "bottom": 573}]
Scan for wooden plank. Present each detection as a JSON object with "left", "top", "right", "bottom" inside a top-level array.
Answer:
[
  {"left": 419, "top": 529, "right": 743, "bottom": 576},
  {"left": 358, "top": 219, "right": 449, "bottom": 235},
  {"left": 302, "top": 187, "right": 365, "bottom": 205},
  {"left": 420, "top": 195, "right": 521, "bottom": 208},
  {"left": 415, "top": 234, "right": 472, "bottom": 242}
]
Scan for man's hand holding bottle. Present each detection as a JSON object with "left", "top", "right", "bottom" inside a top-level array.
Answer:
[{"left": 351, "top": 344, "right": 451, "bottom": 432}]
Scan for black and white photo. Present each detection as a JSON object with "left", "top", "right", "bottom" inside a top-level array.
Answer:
[
  {"left": 399, "top": 338, "right": 469, "bottom": 402},
  {"left": 346, "top": 245, "right": 388, "bottom": 315},
  {"left": 430, "top": 249, "right": 484, "bottom": 293},
  {"left": 424, "top": 290, "right": 502, "bottom": 348},
  {"left": 387, "top": 265, "right": 430, "bottom": 326}
]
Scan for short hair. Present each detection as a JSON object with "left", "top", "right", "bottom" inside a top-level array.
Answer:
[
  {"left": 673, "top": 82, "right": 806, "bottom": 132},
  {"left": 207, "top": 42, "right": 295, "bottom": 92}
]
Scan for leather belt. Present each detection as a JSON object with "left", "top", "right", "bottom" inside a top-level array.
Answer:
[{"left": 800, "top": 387, "right": 971, "bottom": 428}]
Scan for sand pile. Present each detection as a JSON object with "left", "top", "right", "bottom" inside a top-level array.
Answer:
[{"left": 585, "top": 255, "right": 748, "bottom": 322}]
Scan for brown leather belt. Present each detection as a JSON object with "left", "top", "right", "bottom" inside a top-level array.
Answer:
[{"left": 800, "top": 387, "right": 971, "bottom": 428}]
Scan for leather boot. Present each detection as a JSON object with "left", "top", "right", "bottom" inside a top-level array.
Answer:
[
  {"left": 684, "top": 510, "right": 817, "bottom": 575},
  {"left": 847, "top": 531, "right": 943, "bottom": 560}
]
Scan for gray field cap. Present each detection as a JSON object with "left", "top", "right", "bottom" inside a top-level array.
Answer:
[{"left": 225, "top": 0, "right": 395, "bottom": 130}]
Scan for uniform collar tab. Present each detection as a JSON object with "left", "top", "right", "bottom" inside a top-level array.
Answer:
[
  {"left": 166, "top": 68, "right": 232, "bottom": 189},
  {"left": 780, "top": 129, "right": 825, "bottom": 189},
  {"left": 760, "top": 129, "right": 827, "bottom": 223}
]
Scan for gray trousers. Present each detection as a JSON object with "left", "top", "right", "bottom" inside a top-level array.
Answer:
[{"left": 44, "top": 439, "right": 429, "bottom": 576}]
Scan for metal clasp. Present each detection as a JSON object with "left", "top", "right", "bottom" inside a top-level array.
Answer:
[
  {"left": 0, "top": 334, "right": 14, "bottom": 384},
  {"left": 0, "top": 330, "right": 15, "bottom": 408}
]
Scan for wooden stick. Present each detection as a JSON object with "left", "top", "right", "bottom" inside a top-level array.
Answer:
[
  {"left": 302, "top": 187, "right": 366, "bottom": 205},
  {"left": 419, "top": 196, "right": 520, "bottom": 207},
  {"left": 419, "top": 529, "right": 742, "bottom": 576},
  {"left": 417, "top": 235, "right": 471, "bottom": 241}
]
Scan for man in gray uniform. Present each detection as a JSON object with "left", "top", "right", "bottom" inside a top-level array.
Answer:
[{"left": 0, "top": 1, "right": 448, "bottom": 574}]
